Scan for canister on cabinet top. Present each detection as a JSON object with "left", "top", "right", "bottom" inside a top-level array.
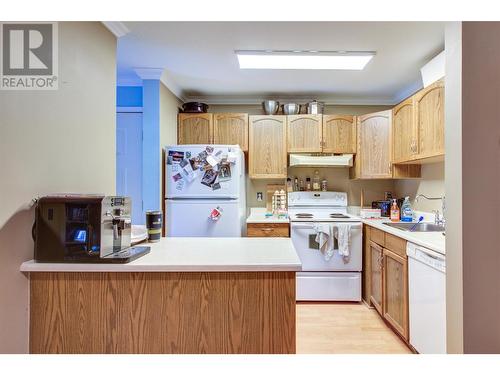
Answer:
[{"left": 146, "top": 210, "right": 162, "bottom": 242}]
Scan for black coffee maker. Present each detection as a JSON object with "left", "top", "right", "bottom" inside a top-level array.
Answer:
[{"left": 33, "top": 194, "right": 149, "bottom": 263}]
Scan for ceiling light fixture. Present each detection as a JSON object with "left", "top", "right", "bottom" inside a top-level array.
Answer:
[{"left": 236, "top": 50, "right": 375, "bottom": 70}]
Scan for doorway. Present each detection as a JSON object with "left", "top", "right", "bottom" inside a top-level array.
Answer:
[{"left": 116, "top": 111, "right": 143, "bottom": 224}]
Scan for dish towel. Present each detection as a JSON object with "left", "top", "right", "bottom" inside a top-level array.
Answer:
[
  {"left": 335, "top": 223, "right": 352, "bottom": 261},
  {"left": 313, "top": 223, "right": 335, "bottom": 261}
]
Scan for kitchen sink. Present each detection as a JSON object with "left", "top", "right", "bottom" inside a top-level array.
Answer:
[{"left": 383, "top": 222, "right": 445, "bottom": 232}]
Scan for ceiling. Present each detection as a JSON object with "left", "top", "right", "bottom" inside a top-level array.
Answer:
[{"left": 116, "top": 22, "right": 445, "bottom": 105}]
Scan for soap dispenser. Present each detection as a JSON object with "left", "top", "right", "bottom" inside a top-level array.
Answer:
[{"left": 400, "top": 196, "right": 413, "bottom": 222}]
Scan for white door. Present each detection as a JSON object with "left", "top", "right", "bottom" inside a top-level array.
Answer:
[
  {"left": 290, "top": 222, "right": 362, "bottom": 271},
  {"left": 166, "top": 199, "right": 242, "bottom": 237},
  {"left": 165, "top": 145, "right": 242, "bottom": 199},
  {"left": 116, "top": 112, "right": 143, "bottom": 224}
]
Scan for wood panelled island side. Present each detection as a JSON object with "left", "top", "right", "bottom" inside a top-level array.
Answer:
[{"left": 20, "top": 237, "right": 301, "bottom": 354}]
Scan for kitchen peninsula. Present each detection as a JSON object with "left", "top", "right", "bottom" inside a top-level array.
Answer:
[{"left": 20, "top": 237, "right": 301, "bottom": 354}]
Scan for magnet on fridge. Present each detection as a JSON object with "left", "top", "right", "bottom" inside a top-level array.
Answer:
[
  {"left": 175, "top": 180, "right": 185, "bottom": 191},
  {"left": 168, "top": 150, "right": 184, "bottom": 163},
  {"left": 167, "top": 156, "right": 173, "bottom": 165},
  {"left": 209, "top": 206, "right": 223, "bottom": 221},
  {"left": 201, "top": 169, "right": 218, "bottom": 187},
  {"left": 205, "top": 146, "right": 214, "bottom": 154},
  {"left": 197, "top": 151, "right": 208, "bottom": 162},
  {"left": 206, "top": 154, "right": 220, "bottom": 167},
  {"left": 218, "top": 162, "right": 231, "bottom": 181},
  {"left": 180, "top": 158, "right": 194, "bottom": 173},
  {"left": 186, "top": 151, "right": 191, "bottom": 158},
  {"left": 172, "top": 172, "right": 183, "bottom": 182},
  {"left": 212, "top": 182, "right": 221, "bottom": 190}
]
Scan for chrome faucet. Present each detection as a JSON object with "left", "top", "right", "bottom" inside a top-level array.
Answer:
[{"left": 415, "top": 194, "right": 446, "bottom": 227}]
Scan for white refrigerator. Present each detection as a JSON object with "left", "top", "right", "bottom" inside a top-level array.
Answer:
[{"left": 164, "top": 144, "right": 246, "bottom": 237}]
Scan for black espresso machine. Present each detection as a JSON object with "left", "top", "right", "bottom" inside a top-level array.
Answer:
[{"left": 33, "top": 194, "right": 150, "bottom": 263}]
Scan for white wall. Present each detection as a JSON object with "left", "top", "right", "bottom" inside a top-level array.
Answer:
[
  {"left": 394, "top": 162, "right": 445, "bottom": 212},
  {"left": 0, "top": 22, "right": 116, "bottom": 353},
  {"left": 445, "top": 21, "right": 463, "bottom": 354}
]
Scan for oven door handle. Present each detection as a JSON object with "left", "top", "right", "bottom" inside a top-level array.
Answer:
[{"left": 291, "top": 224, "right": 317, "bottom": 230}]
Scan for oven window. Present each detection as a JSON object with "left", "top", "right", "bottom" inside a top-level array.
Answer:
[
  {"left": 308, "top": 235, "right": 319, "bottom": 250},
  {"left": 307, "top": 234, "right": 338, "bottom": 250}
]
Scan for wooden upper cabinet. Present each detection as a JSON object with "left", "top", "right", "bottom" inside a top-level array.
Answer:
[
  {"left": 286, "top": 115, "right": 322, "bottom": 153},
  {"left": 356, "top": 110, "right": 393, "bottom": 179},
  {"left": 213, "top": 113, "right": 249, "bottom": 151},
  {"left": 178, "top": 113, "right": 213, "bottom": 145},
  {"left": 392, "top": 98, "right": 417, "bottom": 163},
  {"left": 414, "top": 79, "right": 445, "bottom": 159},
  {"left": 322, "top": 115, "right": 357, "bottom": 154},
  {"left": 370, "top": 241, "right": 383, "bottom": 315},
  {"left": 249, "top": 116, "right": 287, "bottom": 179},
  {"left": 383, "top": 249, "right": 409, "bottom": 341}
]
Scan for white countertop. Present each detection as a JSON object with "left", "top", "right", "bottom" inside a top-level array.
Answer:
[
  {"left": 362, "top": 218, "right": 446, "bottom": 255},
  {"left": 20, "top": 237, "right": 302, "bottom": 272},
  {"left": 246, "top": 207, "right": 290, "bottom": 224}
]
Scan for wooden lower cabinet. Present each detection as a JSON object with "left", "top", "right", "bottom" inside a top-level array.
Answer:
[
  {"left": 383, "top": 249, "right": 409, "bottom": 341},
  {"left": 29, "top": 272, "right": 296, "bottom": 354},
  {"left": 247, "top": 223, "right": 290, "bottom": 237},
  {"left": 365, "top": 227, "right": 410, "bottom": 343},
  {"left": 369, "top": 241, "right": 384, "bottom": 314}
]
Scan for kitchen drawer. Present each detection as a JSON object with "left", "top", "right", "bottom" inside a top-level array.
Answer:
[
  {"left": 370, "top": 227, "right": 385, "bottom": 246},
  {"left": 247, "top": 223, "right": 290, "bottom": 237},
  {"left": 384, "top": 232, "right": 407, "bottom": 258}
]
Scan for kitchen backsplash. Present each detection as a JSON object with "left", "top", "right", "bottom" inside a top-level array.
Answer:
[{"left": 246, "top": 167, "right": 395, "bottom": 211}]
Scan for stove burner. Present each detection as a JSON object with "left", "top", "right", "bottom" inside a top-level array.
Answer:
[
  {"left": 295, "top": 213, "right": 314, "bottom": 218},
  {"left": 329, "top": 213, "right": 350, "bottom": 218}
]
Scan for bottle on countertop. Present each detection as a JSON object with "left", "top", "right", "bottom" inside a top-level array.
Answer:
[
  {"left": 293, "top": 177, "right": 299, "bottom": 192},
  {"left": 286, "top": 178, "right": 293, "bottom": 193},
  {"left": 400, "top": 196, "right": 413, "bottom": 222},
  {"left": 312, "top": 170, "right": 321, "bottom": 191},
  {"left": 305, "top": 177, "right": 312, "bottom": 191},
  {"left": 390, "top": 199, "right": 400, "bottom": 222},
  {"left": 299, "top": 178, "right": 304, "bottom": 191},
  {"left": 321, "top": 178, "right": 328, "bottom": 192}
]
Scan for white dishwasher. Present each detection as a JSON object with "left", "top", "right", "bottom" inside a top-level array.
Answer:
[{"left": 407, "top": 242, "right": 446, "bottom": 354}]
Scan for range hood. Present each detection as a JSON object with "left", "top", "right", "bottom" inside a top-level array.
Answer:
[{"left": 289, "top": 154, "right": 354, "bottom": 167}]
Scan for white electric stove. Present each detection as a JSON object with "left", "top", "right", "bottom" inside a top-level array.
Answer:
[{"left": 288, "top": 191, "right": 362, "bottom": 301}]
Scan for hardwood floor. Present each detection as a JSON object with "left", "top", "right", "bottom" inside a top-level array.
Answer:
[{"left": 296, "top": 302, "right": 412, "bottom": 354}]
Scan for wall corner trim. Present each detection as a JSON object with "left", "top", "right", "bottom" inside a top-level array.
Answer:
[{"left": 102, "top": 22, "right": 130, "bottom": 38}]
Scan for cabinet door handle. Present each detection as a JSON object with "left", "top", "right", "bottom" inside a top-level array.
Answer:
[{"left": 261, "top": 228, "right": 274, "bottom": 232}]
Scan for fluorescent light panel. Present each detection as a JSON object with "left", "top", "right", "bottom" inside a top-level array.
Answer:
[{"left": 236, "top": 50, "right": 375, "bottom": 70}]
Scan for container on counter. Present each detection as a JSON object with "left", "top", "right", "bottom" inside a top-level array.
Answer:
[
  {"left": 299, "top": 179, "right": 305, "bottom": 191},
  {"left": 390, "top": 199, "right": 400, "bottom": 222},
  {"left": 312, "top": 170, "right": 321, "bottom": 191},
  {"left": 306, "top": 177, "right": 311, "bottom": 191},
  {"left": 146, "top": 210, "right": 162, "bottom": 242},
  {"left": 321, "top": 179, "right": 328, "bottom": 192}
]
